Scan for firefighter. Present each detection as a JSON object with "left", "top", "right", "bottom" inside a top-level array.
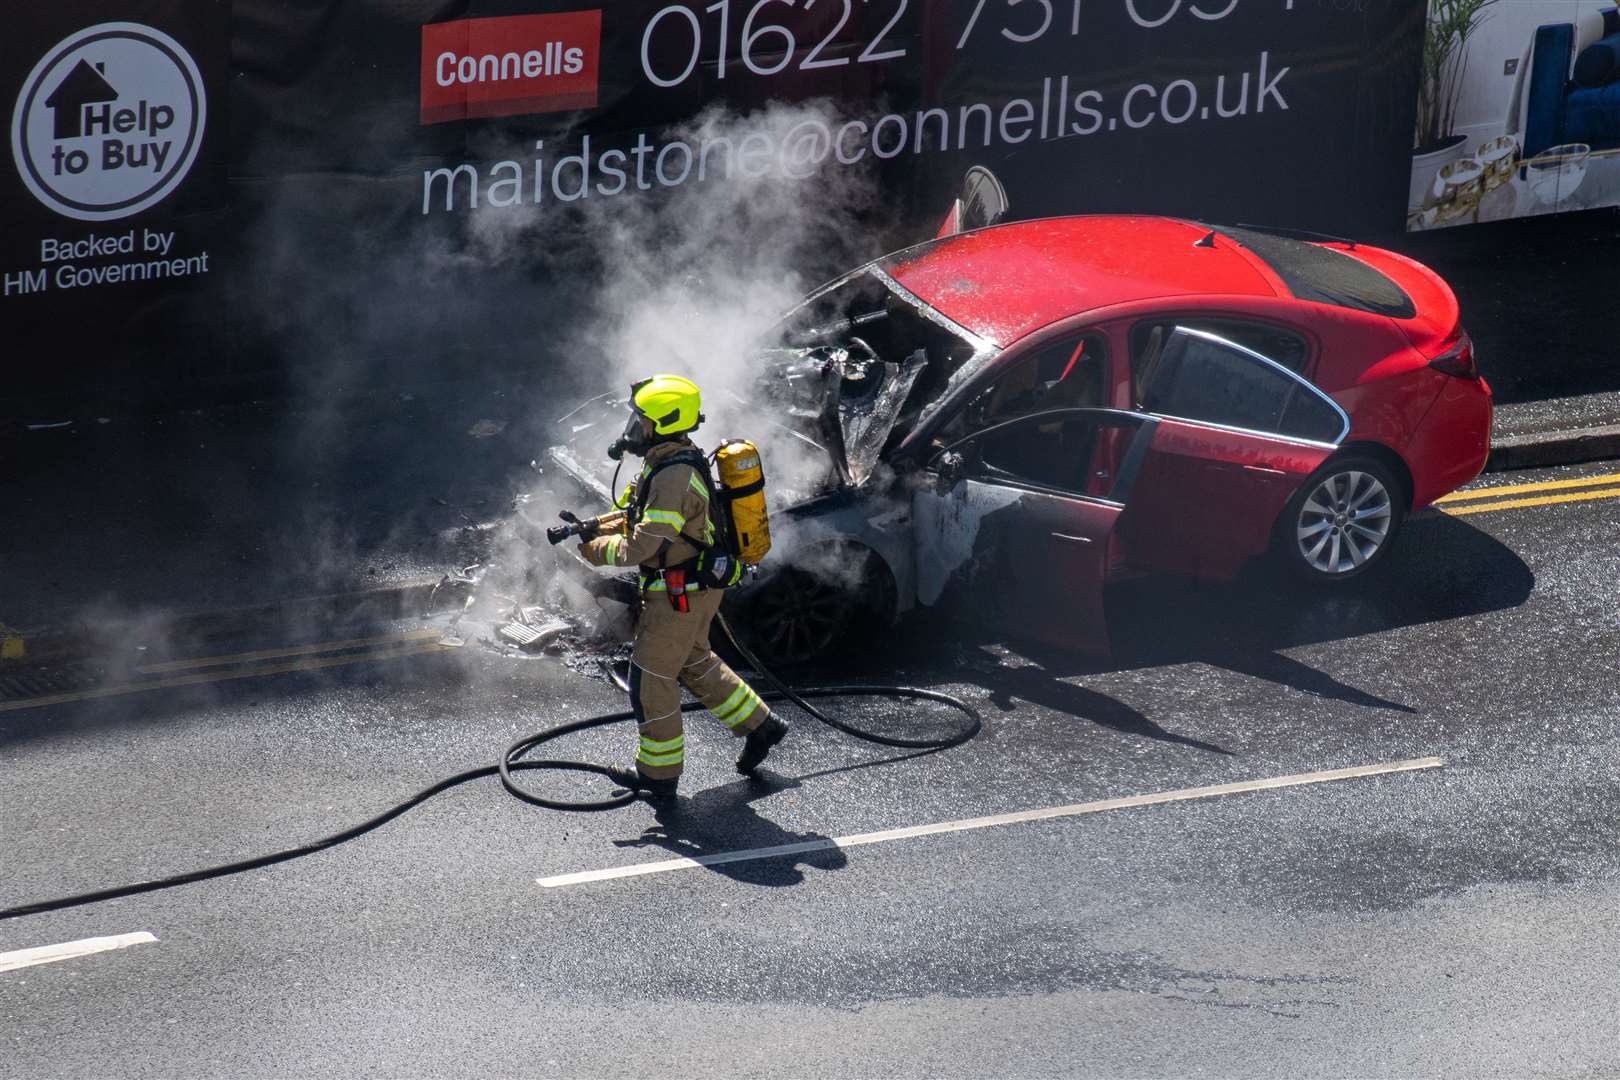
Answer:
[{"left": 576, "top": 374, "right": 788, "bottom": 802}]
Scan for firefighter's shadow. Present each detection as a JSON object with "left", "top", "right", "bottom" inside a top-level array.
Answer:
[{"left": 611, "top": 774, "right": 847, "bottom": 886}]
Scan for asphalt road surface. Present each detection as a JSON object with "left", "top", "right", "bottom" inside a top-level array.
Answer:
[{"left": 3, "top": 461, "right": 1618, "bottom": 1079}]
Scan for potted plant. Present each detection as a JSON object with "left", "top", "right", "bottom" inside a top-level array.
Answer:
[{"left": 1411, "top": 0, "right": 1499, "bottom": 210}]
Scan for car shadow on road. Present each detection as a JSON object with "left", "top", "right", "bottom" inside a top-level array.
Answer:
[
  {"left": 610, "top": 773, "right": 848, "bottom": 886},
  {"left": 855, "top": 511, "right": 1532, "bottom": 738},
  {"left": 1103, "top": 511, "right": 1535, "bottom": 685}
]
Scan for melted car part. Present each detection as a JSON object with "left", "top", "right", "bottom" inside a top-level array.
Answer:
[
  {"left": 756, "top": 340, "right": 927, "bottom": 489},
  {"left": 913, "top": 478, "right": 1022, "bottom": 606},
  {"left": 755, "top": 346, "right": 837, "bottom": 428},
  {"left": 497, "top": 618, "right": 570, "bottom": 653},
  {"left": 743, "top": 258, "right": 1004, "bottom": 474},
  {"left": 776, "top": 271, "right": 895, "bottom": 348},
  {"left": 497, "top": 622, "right": 546, "bottom": 651},
  {"left": 544, "top": 265, "right": 982, "bottom": 507},
  {"left": 836, "top": 349, "right": 928, "bottom": 487}
]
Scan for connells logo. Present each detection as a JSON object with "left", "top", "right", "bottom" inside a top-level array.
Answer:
[
  {"left": 11, "top": 22, "right": 206, "bottom": 222},
  {"left": 420, "top": 11, "right": 602, "bottom": 125}
]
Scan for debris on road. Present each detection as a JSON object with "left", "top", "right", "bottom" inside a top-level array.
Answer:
[{"left": 496, "top": 619, "right": 569, "bottom": 653}]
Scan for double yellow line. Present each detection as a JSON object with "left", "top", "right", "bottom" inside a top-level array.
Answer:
[
  {"left": 0, "top": 630, "right": 455, "bottom": 714},
  {"left": 1436, "top": 471, "right": 1620, "bottom": 516}
]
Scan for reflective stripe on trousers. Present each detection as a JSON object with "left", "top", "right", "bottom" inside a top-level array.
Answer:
[{"left": 628, "top": 586, "right": 770, "bottom": 780}]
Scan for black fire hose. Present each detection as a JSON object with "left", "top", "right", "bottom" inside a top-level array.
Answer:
[
  {"left": 717, "top": 612, "right": 977, "bottom": 752},
  {"left": 0, "top": 616, "right": 980, "bottom": 921}
]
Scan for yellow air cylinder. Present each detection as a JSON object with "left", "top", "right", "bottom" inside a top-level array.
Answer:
[{"left": 715, "top": 440, "right": 771, "bottom": 565}]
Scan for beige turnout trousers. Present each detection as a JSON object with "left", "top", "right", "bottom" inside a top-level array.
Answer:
[{"left": 629, "top": 585, "right": 769, "bottom": 781}]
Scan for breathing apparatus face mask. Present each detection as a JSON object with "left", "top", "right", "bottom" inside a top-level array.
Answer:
[{"left": 607, "top": 410, "right": 651, "bottom": 461}]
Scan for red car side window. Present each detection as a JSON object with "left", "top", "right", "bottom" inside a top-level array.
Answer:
[
  {"left": 1130, "top": 318, "right": 1309, "bottom": 407},
  {"left": 1138, "top": 328, "right": 1346, "bottom": 445},
  {"left": 1144, "top": 334, "right": 1296, "bottom": 433}
]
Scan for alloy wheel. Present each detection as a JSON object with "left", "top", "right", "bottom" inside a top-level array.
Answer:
[
  {"left": 1295, "top": 469, "right": 1393, "bottom": 575},
  {"left": 745, "top": 566, "right": 860, "bottom": 663}
]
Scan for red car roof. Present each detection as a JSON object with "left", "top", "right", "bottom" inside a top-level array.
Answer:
[{"left": 882, "top": 216, "right": 1280, "bottom": 347}]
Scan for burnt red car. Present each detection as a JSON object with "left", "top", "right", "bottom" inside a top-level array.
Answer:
[{"left": 548, "top": 214, "right": 1491, "bottom": 660}]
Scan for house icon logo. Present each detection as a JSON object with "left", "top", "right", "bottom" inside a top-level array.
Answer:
[
  {"left": 11, "top": 22, "right": 206, "bottom": 222},
  {"left": 47, "top": 60, "right": 120, "bottom": 141}
]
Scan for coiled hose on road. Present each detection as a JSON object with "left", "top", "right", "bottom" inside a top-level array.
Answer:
[{"left": 0, "top": 614, "right": 980, "bottom": 921}]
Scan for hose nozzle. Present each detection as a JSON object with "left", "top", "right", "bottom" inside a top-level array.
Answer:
[{"left": 546, "top": 510, "right": 585, "bottom": 545}]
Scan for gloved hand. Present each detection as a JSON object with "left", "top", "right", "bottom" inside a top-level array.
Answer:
[{"left": 578, "top": 535, "right": 619, "bottom": 566}]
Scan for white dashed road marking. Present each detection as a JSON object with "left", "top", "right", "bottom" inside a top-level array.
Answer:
[
  {"left": 538, "top": 757, "right": 1445, "bottom": 889},
  {"left": 0, "top": 932, "right": 158, "bottom": 974}
]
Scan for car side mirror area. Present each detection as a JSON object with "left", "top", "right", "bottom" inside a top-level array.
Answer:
[
  {"left": 934, "top": 449, "right": 967, "bottom": 489},
  {"left": 962, "top": 388, "right": 993, "bottom": 429}
]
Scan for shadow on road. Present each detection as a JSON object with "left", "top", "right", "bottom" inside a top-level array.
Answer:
[
  {"left": 1105, "top": 511, "right": 1535, "bottom": 671},
  {"left": 611, "top": 773, "right": 847, "bottom": 886},
  {"left": 974, "top": 658, "right": 1233, "bottom": 754},
  {"left": 833, "top": 511, "right": 1533, "bottom": 743}
]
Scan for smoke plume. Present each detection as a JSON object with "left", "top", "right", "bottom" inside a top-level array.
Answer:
[{"left": 456, "top": 100, "right": 898, "bottom": 650}]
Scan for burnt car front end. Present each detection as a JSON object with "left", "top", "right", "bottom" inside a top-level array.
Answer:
[{"left": 542, "top": 262, "right": 997, "bottom": 661}]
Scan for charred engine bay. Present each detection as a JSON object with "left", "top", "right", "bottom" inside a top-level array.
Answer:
[
  {"left": 489, "top": 269, "right": 1000, "bottom": 674},
  {"left": 548, "top": 265, "right": 988, "bottom": 514}
]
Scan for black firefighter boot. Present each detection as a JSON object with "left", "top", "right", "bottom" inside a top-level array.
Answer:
[
  {"left": 736, "top": 713, "right": 789, "bottom": 775},
  {"left": 606, "top": 766, "right": 678, "bottom": 804}
]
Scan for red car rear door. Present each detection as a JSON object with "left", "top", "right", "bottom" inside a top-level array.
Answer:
[
  {"left": 1119, "top": 327, "right": 1348, "bottom": 581},
  {"left": 913, "top": 410, "right": 1154, "bottom": 655}
]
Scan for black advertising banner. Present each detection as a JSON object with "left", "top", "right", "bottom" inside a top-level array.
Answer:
[
  {"left": 3, "top": 1, "right": 229, "bottom": 398},
  {"left": 410, "top": 0, "right": 1421, "bottom": 229},
  {"left": 2, "top": 0, "right": 1423, "bottom": 404}
]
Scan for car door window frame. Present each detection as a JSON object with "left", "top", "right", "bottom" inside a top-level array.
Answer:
[
  {"left": 899, "top": 317, "right": 1116, "bottom": 460},
  {"left": 955, "top": 331, "right": 1110, "bottom": 433},
  {"left": 1129, "top": 314, "right": 1318, "bottom": 405},
  {"left": 1142, "top": 327, "right": 1348, "bottom": 448},
  {"left": 930, "top": 406, "right": 1159, "bottom": 507}
]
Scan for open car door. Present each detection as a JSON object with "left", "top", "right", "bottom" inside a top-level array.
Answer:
[
  {"left": 1119, "top": 327, "right": 1349, "bottom": 580},
  {"left": 912, "top": 409, "right": 1156, "bottom": 655},
  {"left": 935, "top": 166, "right": 1010, "bottom": 238}
]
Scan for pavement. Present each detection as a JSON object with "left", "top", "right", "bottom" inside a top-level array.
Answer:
[
  {"left": 1, "top": 459, "right": 1617, "bottom": 1077},
  {"left": 1486, "top": 389, "right": 1620, "bottom": 472}
]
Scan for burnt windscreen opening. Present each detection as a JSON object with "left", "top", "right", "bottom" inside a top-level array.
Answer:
[
  {"left": 774, "top": 272, "right": 980, "bottom": 397},
  {"left": 1208, "top": 225, "right": 1416, "bottom": 319},
  {"left": 760, "top": 270, "right": 983, "bottom": 485},
  {"left": 776, "top": 271, "right": 976, "bottom": 364}
]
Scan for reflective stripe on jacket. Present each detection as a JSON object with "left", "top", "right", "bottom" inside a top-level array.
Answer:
[{"left": 583, "top": 439, "right": 712, "bottom": 570}]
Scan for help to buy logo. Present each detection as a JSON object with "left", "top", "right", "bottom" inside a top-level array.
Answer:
[
  {"left": 11, "top": 22, "right": 205, "bottom": 221},
  {"left": 421, "top": 11, "right": 602, "bottom": 125}
]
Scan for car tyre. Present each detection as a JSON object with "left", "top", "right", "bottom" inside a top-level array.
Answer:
[
  {"left": 1275, "top": 455, "right": 1405, "bottom": 584},
  {"left": 724, "top": 547, "right": 896, "bottom": 667}
]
